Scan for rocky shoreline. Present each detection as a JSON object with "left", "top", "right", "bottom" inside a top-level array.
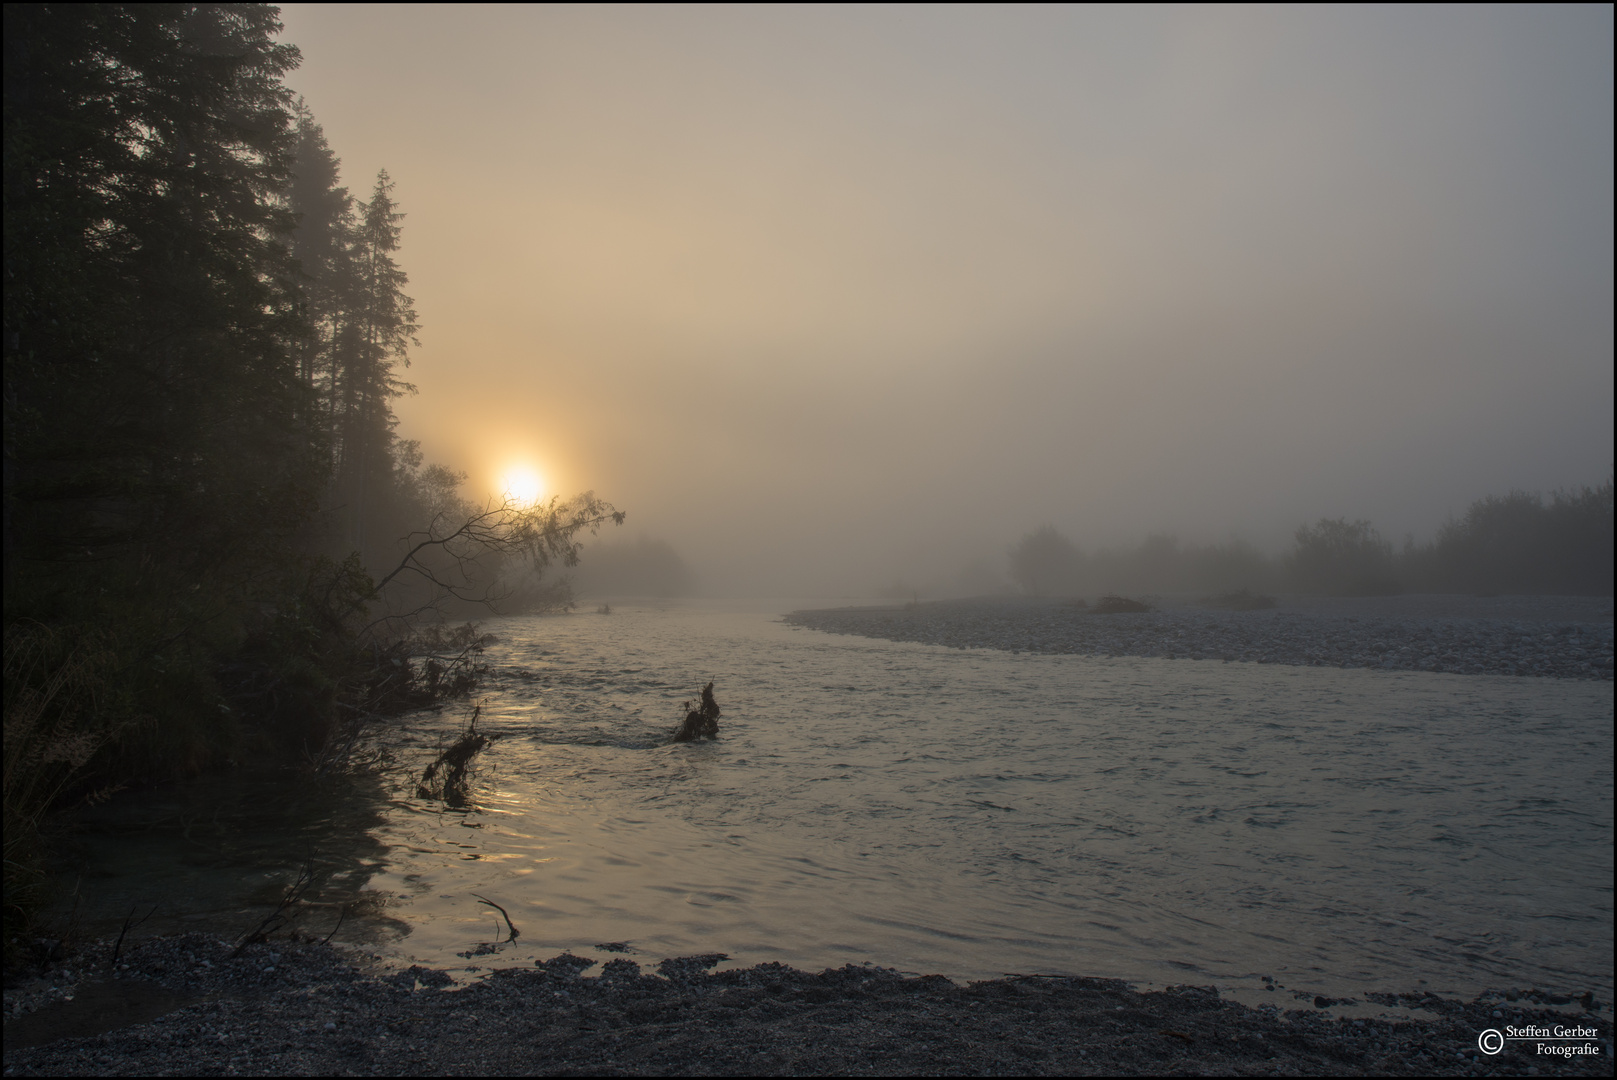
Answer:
[
  {"left": 784, "top": 595, "right": 1615, "bottom": 680},
  {"left": 4, "top": 934, "right": 1611, "bottom": 1076}
]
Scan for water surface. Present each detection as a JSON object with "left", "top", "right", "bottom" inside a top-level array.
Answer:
[{"left": 59, "top": 600, "right": 1613, "bottom": 1000}]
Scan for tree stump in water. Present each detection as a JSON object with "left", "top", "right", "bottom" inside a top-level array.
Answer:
[{"left": 671, "top": 682, "right": 721, "bottom": 741}]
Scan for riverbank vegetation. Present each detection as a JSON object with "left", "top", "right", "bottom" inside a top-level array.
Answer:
[
  {"left": 2, "top": 4, "right": 618, "bottom": 961},
  {"left": 1008, "top": 480, "right": 1614, "bottom": 599}
]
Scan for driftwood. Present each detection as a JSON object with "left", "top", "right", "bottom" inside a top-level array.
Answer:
[
  {"left": 671, "top": 682, "right": 721, "bottom": 742},
  {"left": 417, "top": 704, "right": 492, "bottom": 806},
  {"left": 474, "top": 894, "right": 520, "bottom": 942}
]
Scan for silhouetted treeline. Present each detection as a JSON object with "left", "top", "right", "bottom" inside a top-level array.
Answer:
[
  {"left": 286, "top": 107, "right": 441, "bottom": 572},
  {"left": 1009, "top": 480, "right": 1614, "bottom": 599},
  {"left": 1400, "top": 483, "right": 1614, "bottom": 596},
  {"left": 1, "top": 4, "right": 530, "bottom": 952},
  {"left": 1009, "top": 528, "right": 1278, "bottom": 598}
]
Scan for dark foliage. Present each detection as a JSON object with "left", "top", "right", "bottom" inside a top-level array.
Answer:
[
  {"left": 1404, "top": 482, "right": 1614, "bottom": 596},
  {"left": 2, "top": 5, "right": 621, "bottom": 959},
  {"left": 5, "top": 3, "right": 326, "bottom": 785},
  {"left": 5, "top": 4, "right": 317, "bottom": 575}
]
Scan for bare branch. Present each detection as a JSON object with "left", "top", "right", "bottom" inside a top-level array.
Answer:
[
  {"left": 367, "top": 493, "right": 622, "bottom": 621},
  {"left": 473, "top": 894, "right": 520, "bottom": 942}
]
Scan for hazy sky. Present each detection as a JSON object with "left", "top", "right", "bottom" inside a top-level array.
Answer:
[{"left": 278, "top": 4, "right": 1613, "bottom": 596}]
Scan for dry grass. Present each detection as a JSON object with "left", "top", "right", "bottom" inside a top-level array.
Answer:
[{"left": 3, "top": 624, "right": 125, "bottom": 963}]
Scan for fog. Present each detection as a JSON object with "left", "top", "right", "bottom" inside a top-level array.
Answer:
[{"left": 279, "top": 4, "right": 1613, "bottom": 597}]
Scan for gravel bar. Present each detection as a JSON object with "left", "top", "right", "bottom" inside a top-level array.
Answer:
[
  {"left": 785, "top": 595, "right": 1615, "bottom": 680},
  {"left": 4, "top": 934, "right": 1611, "bottom": 1076}
]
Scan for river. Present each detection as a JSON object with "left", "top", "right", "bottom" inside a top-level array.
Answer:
[{"left": 53, "top": 599, "right": 1614, "bottom": 1002}]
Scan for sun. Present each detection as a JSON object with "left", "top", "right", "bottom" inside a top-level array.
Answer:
[{"left": 501, "top": 467, "right": 544, "bottom": 506}]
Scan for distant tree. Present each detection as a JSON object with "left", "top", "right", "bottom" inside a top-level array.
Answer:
[
  {"left": 1009, "top": 525, "right": 1083, "bottom": 597},
  {"left": 391, "top": 440, "right": 473, "bottom": 527},
  {"left": 1287, "top": 518, "right": 1399, "bottom": 595},
  {"left": 284, "top": 115, "right": 443, "bottom": 576},
  {"left": 1072, "top": 533, "right": 1282, "bottom": 596},
  {"left": 1543, "top": 480, "right": 1615, "bottom": 595},
  {"left": 1415, "top": 480, "right": 1614, "bottom": 595}
]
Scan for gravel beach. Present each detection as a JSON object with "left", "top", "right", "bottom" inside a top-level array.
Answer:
[
  {"left": 784, "top": 595, "right": 1616, "bottom": 680},
  {"left": 4, "top": 934, "right": 1612, "bottom": 1076}
]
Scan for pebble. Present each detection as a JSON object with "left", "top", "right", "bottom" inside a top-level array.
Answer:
[{"left": 5, "top": 937, "right": 1606, "bottom": 1079}]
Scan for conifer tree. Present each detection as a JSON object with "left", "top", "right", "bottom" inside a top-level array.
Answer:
[
  {"left": 337, "top": 168, "right": 421, "bottom": 556},
  {"left": 4, "top": 3, "right": 318, "bottom": 580},
  {"left": 3, "top": 3, "right": 339, "bottom": 806},
  {"left": 287, "top": 100, "right": 354, "bottom": 419}
]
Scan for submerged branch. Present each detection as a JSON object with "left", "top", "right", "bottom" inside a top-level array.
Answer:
[
  {"left": 417, "top": 704, "right": 493, "bottom": 807},
  {"left": 473, "top": 894, "right": 520, "bottom": 942}
]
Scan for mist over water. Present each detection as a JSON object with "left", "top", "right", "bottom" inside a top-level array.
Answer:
[
  {"left": 278, "top": 4, "right": 1614, "bottom": 597},
  {"left": 11, "top": 11, "right": 1611, "bottom": 1054},
  {"left": 61, "top": 603, "right": 1614, "bottom": 999}
]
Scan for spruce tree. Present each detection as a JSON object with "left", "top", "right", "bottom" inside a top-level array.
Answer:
[
  {"left": 3, "top": 3, "right": 330, "bottom": 790},
  {"left": 287, "top": 99, "right": 354, "bottom": 421},
  {"left": 4, "top": 4, "right": 319, "bottom": 582},
  {"left": 338, "top": 168, "right": 420, "bottom": 558}
]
